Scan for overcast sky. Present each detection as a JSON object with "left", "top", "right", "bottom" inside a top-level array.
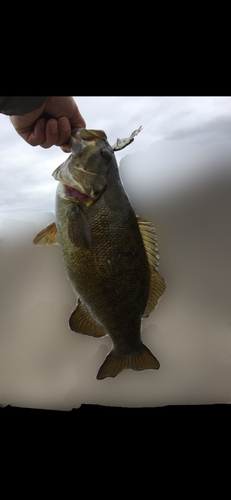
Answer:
[{"left": 0, "top": 96, "right": 231, "bottom": 215}]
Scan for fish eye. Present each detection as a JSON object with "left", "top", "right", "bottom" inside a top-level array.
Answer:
[{"left": 100, "top": 149, "right": 110, "bottom": 159}]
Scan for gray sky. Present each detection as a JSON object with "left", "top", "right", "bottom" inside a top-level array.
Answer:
[{"left": 0, "top": 96, "right": 231, "bottom": 215}]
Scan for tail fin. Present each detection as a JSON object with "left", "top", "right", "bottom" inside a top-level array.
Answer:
[{"left": 96, "top": 343, "right": 160, "bottom": 380}]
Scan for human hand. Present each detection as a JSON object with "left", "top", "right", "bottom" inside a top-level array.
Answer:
[{"left": 10, "top": 96, "right": 86, "bottom": 152}]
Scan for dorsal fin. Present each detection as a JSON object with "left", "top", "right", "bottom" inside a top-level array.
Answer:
[{"left": 137, "top": 217, "right": 166, "bottom": 318}]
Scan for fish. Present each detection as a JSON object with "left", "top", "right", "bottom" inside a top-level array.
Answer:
[{"left": 33, "top": 128, "right": 166, "bottom": 379}]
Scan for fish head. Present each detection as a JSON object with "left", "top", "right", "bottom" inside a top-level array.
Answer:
[{"left": 52, "top": 128, "right": 115, "bottom": 206}]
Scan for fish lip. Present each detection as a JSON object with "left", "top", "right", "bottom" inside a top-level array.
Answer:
[
  {"left": 69, "top": 128, "right": 107, "bottom": 150},
  {"left": 69, "top": 129, "right": 85, "bottom": 153}
]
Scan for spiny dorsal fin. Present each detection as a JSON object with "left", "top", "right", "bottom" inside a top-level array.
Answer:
[
  {"left": 33, "top": 221, "right": 58, "bottom": 246},
  {"left": 69, "top": 299, "right": 107, "bottom": 337},
  {"left": 137, "top": 217, "right": 166, "bottom": 318}
]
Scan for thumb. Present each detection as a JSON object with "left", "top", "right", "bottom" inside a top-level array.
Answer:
[{"left": 69, "top": 106, "right": 86, "bottom": 130}]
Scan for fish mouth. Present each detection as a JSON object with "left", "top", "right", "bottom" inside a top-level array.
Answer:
[
  {"left": 53, "top": 155, "right": 91, "bottom": 200},
  {"left": 53, "top": 128, "right": 108, "bottom": 205},
  {"left": 63, "top": 184, "right": 89, "bottom": 201},
  {"left": 70, "top": 128, "right": 107, "bottom": 151}
]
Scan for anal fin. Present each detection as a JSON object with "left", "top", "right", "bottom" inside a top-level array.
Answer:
[
  {"left": 33, "top": 221, "right": 58, "bottom": 246},
  {"left": 69, "top": 299, "right": 107, "bottom": 337},
  {"left": 97, "top": 343, "right": 160, "bottom": 380}
]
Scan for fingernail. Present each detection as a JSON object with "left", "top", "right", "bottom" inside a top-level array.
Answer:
[
  {"left": 59, "top": 117, "right": 70, "bottom": 131},
  {"left": 51, "top": 120, "right": 58, "bottom": 134}
]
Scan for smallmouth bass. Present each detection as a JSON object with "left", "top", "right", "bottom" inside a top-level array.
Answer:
[{"left": 33, "top": 128, "right": 166, "bottom": 379}]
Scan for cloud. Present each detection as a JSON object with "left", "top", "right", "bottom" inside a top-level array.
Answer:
[
  {"left": 0, "top": 114, "right": 66, "bottom": 214},
  {"left": 165, "top": 114, "right": 231, "bottom": 145}
]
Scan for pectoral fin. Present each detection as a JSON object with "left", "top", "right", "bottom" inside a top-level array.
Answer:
[
  {"left": 137, "top": 217, "right": 166, "bottom": 318},
  {"left": 66, "top": 206, "right": 92, "bottom": 249},
  {"left": 33, "top": 222, "right": 58, "bottom": 246},
  {"left": 69, "top": 299, "right": 107, "bottom": 337}
]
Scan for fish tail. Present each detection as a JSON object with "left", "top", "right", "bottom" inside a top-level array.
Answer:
[{"left": 96, "top": 343, "right": 160, "bottom": 380}]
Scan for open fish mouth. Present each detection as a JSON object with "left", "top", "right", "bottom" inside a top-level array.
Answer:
[
  {"left": 63, "top": 184, "right": 89, "bottom": 201},
  {"left": 53, "top": 128, "right": 109, "bottom": 206},
  {"left": 52, "top": 157, "right": 90, "bottom": 200}
]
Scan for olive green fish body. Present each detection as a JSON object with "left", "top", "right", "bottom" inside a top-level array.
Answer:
[
  {"left": 33, "top": 129, "right": 166, "bottom": 379},
  {"left": 56, "top": 171, "right": 150, "bottom": 357}
]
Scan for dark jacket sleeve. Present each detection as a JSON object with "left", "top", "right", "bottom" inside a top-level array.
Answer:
[{"left": 0, "top": 96, "right": 48, "bottom": 116}]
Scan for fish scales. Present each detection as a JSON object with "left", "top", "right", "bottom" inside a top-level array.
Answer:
[
  {"left": 33, "top": 128, "right": 166, "bottom": 379},
  {"left": 56, "top": 170, "right": 150, "bottom": 342}
]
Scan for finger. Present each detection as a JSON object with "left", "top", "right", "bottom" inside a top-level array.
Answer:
[
  {"left": 60, "top": 143, "right": 71, "bottom": 153},
  {"left": 70, "top": 109, "right": 86, "bottom": 130},
  {"left": 44, "top": 96, "right": 86, "bottom": 131},
  {"left": 40, "top": 117, "right": 72, "bottom": 149},
  {"left": 40, "top": 118, "right": 60, "bottom": 149},
  {"left": 27, "top": 117, "right": 46, "bottom": 147},
  {"left": 57, "top": 116, "right": 71, "bottom": 145}
]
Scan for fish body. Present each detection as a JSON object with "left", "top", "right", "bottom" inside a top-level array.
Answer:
[{"left": 33, "top": 129, "right": 166, "bottom": 379}]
